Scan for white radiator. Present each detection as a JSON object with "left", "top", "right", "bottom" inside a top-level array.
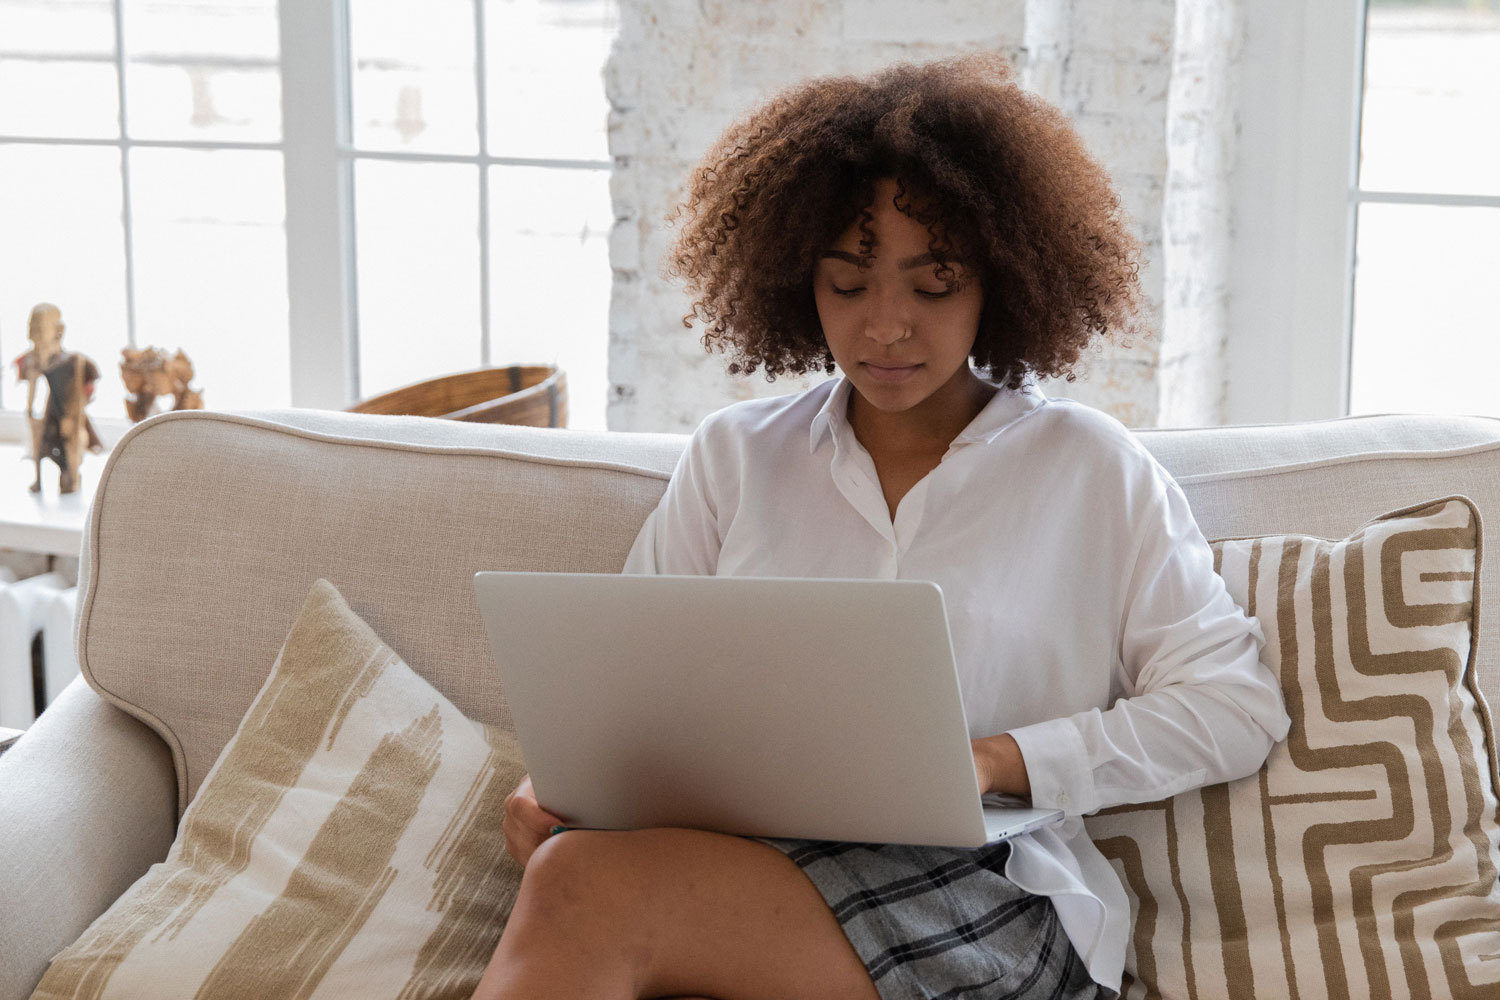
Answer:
[
  {"left": 43, "top": 585, "right": 81, "bottom": 708},
  {"left": 0, "top": 572, "right": 79, "bottom": 730}
]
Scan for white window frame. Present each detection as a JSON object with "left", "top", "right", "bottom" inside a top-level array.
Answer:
[
  {"left": 275, "top": 0, "right": 619, "bottom": 411},
  {"left": 285, "top": 0, "right": 613, "bottom": 412},
  {"left": 1, "top": 0, "right": 612, "bottom": 432},
  {"left": 1228, "top": 0, "right": 1500, "bottom": 424},
  {"left": 0, "top": 0, "right": 289, "bottom": 442},
  {"left": 280, "top": 0, "right": 357, "bottom": 410},
  {"left": 1226, "top": 0, "right": 1366, "bottom": 425}
]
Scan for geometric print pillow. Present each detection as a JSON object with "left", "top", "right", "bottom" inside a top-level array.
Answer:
[
  {"left": 1085, "top": 497, "right": 1500, "bottom": 1000},
  {"left": 31, "top": 579, "right": 527, "bottom": 1000}
]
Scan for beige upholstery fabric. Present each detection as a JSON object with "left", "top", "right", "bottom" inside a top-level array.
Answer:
[
  {"left": 35, "top": 580, "right": 526, "bottom": 1000},
  {"left": 240, "top": 407, "right": 689, "bottom": 470},
  {"left": 1085, "top": 498, "right": 1500, "bottom": 999},
  {"left": 75, "top": 408, "right": 1500, "bottom": 821},
  {"left": 1139, "top": 412, "right": 1500, "bottom": 474},
  {"left": 77, "top": 410, "right": 676, "bottom": 812},
  {"left": 0, "top": 679, "right": 176, "bottom": 1000}
]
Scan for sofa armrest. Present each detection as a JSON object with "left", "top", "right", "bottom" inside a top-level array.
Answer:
[{"left": 0, "top": 678, "right": 177, "bottom": 1000}]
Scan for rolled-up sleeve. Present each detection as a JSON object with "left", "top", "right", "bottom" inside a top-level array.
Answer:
[{"left": 1009, "top": 465, "right": 1291, "bottom": 818}]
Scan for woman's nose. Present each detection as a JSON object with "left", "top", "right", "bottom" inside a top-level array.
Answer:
[{"left": 862, "top": 290, "right": 913, "bottom": 345}]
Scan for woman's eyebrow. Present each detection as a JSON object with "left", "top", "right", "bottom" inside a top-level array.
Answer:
[{"left": 819, "top": 250, "right": 942, "bottom": 271}]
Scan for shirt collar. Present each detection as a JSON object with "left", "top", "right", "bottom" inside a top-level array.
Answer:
[
  {"left": 807, "top": 374, "right": 1047, "bottom": 453},
  {"left": 952, "top": 376, "right": 1048, "bottom": 446},
  {"left": 807, "top": 377, "right": 855, "bottom": 452}
]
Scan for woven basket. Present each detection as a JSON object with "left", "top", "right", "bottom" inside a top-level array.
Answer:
[{"left": 347, "top": 365, "right": 567, "bottom": 428}]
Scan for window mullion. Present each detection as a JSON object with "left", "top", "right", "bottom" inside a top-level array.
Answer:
[
  {"left": 1354, "top": 190, "right": 1500, "bottom": 210},
  {"left": 279, "top": 0, "right": 358, "bottom": 408},
  {"left": 114, "top": 0, "right": 138, "bottom": 350},
  {"left": 474, "top": 0, "right": 492, "bottom": 368}
]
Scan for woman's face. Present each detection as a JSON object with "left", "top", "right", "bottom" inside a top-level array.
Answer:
[{"left": 812, "top": 178, "right": 985, "bottom": 421}]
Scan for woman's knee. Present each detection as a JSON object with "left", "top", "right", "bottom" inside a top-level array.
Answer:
[{"left": 513, "top": 829, "right": 650, "bottom": 925}]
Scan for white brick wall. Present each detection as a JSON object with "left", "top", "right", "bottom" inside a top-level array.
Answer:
[
  {"left": 1158, "top": 0, "right": 1241, "bottom": 426},
  {"left": 605, "top": 0, "right": 1241, "bottom": 432}
]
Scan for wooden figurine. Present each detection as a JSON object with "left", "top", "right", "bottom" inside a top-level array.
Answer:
[
  {"left": 12, "top": 303, "right": 104, "bottom": 494},
  {"left": 120, "top": 346, "right": 204, "bottom": 423}
]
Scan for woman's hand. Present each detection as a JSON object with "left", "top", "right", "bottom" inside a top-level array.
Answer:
[
  {"left": 971, "top": 733, "right": 1032, "bottom": 799},
  {"left": 502, "top": 775, "right": 567, "bottom": 868}
]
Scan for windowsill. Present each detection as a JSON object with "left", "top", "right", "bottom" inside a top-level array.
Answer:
[
  {"left": 0, "top": 411, "right": 132, "bottom": 451},
  {"left": 0, "top": 441, "right": 107, "bottom": 557}
]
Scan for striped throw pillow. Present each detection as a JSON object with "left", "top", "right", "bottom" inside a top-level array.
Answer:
[
  {"left": 32, "top": 579, "right": 526, "bottom": 1000},
  {"left": 1084, "top": 496, "right": 1500, "bottom": 999}
]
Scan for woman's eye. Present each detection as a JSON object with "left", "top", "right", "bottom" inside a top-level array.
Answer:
[{"left": 829, "top": 285, "right": 952, "bottom": 298}]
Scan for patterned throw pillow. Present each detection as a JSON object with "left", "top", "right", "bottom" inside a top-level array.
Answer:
[
  {"left": 32, "top": 579, "right": 526, "bottom": 1000},
  {"left": 1084, "top": 497, "right": 1500, "bottom": 999}
]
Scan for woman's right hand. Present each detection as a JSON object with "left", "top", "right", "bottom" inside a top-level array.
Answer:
[{"left": 502, "top": 774, "right": 566, "bottom": 868}]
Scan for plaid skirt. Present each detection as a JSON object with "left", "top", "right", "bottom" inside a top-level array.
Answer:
[{"left": 755, "top": 838, "right": 1113, "bottom": 1000}]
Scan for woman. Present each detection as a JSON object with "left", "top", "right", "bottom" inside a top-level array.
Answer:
[{"left": 476, "top": 54, "right": 1290, "bottom": 1000}]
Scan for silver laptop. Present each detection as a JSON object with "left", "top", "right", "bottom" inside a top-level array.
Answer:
[{"left": 473, "top": 572, "right": 1063, "bottom": 848}]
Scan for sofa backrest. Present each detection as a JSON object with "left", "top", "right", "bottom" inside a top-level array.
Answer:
[
  {"left": 75, "top": 408, "right": 1500, "bottom": 813},
  {"left": 76, "top": 411, "right": 682, "bottom": 810}
]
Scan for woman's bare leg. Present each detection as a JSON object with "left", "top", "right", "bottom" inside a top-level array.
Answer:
[{"left": 472, "top": 828, "right": 880, "bottom": 1000}]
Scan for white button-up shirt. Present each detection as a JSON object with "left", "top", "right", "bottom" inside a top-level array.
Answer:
[{"left": 623, "top": 376, "right": 1291, "bottom": 992}]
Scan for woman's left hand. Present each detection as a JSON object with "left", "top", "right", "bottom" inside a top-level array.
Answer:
[{"left": 971, "top": 733, "right": 1031, "bottom": 798}]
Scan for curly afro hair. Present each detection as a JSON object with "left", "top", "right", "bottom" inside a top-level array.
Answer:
[{"left": 665, "top": 54, "right": 1144, "bottom": 388}]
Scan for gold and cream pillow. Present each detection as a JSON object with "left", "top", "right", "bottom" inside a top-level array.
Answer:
[
  {"left": 1085, "top": 496, "right": 1500, "bottom": 1000},
  {"left": 32, "top": 579, "right": 526, "bottom": 1000}
]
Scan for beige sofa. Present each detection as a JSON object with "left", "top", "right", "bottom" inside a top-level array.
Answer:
[{"left": 1, "top": 406, "right": 1498, "bottom": 999}]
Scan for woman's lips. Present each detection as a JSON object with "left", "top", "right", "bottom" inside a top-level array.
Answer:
[{"left": 862, "top": 361, "right": 922, "bottom": 383}]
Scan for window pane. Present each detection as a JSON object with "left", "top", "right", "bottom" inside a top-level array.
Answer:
[
  {"left": 1348, "top": 202, "right": 1499, "bottom": 416},
  {"left": 488, "top": 165, "right": 610, "bottom": 429},
  {"left": 0, "top": 0, "right": 115, "bottom": 52},
  {"left": 130, "top": 148, "right": 290, "bottom": 410},
  {"left": 1359, "top": 0, "right": 1500, "bottom": 196},
  {"left": 0, "top": 145, "right": 127, "bottom": 415},
  {"left": 486, "top": 0, "right": 616, "bottom": 161},
  {"left": 0, "top": 0, "right": 118, "bottom": 138},
  {"left": 122, "top": 0, "right": 281, "bottom": 143},
  {"left": 349, "top": 0, "right": 478, "bottom": 155},
  {"left": 355, "top": 160, "right": 481, "bottom": 398}
]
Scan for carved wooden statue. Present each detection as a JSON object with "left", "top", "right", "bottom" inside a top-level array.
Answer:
[
  {"left": 12, "top": 303, "right": 104, "bottom": 494},
  {"left": 120, "top": 346, "right": 204, "bottom": 423}
]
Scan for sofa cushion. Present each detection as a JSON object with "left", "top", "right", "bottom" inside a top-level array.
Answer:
[
  {"left": 1084, "top": 497, "right": 1500, "bottom": 999},
  {"left": 33, "top": 579, "right": 526, "bottom": 1000}
]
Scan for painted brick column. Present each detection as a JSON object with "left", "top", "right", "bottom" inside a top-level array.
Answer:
[
  {"left": 1159, "top": 0, "right": 1242, "bottom": 426},
  {"left": 1029, "top": 0, "right": 1176, "bottom": 427}
]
